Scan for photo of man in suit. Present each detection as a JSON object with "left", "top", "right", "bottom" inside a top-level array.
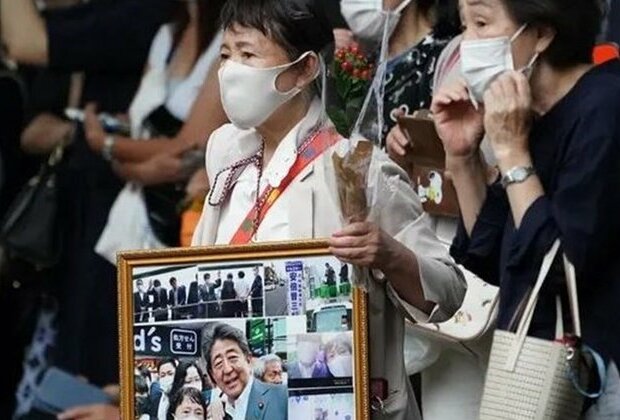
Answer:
[
  {"left": 133, "top": 279, "right": 150, "bottom": 323},
  {"left": 250, "top": 267, "right": 264, "bottom": 317},
  {"left": 199, "top": 272, "right": 222, "bottom": 318},
  {"left": 202, "top": 322, "right": 287, "bottom": 420},
  {"left": 168, "top": 277, "right": 186, "bottom": 320},
  {"left": 149, "top": 279, "right": 169, "bottom": 322}
]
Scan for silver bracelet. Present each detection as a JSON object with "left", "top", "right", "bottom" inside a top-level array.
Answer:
[{"left": 102, "top": 135, "right": 116, "bottom": 162}]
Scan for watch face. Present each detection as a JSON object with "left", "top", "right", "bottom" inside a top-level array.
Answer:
[{"left": 513, "top": 167, "right": 528, "bottom": 181}]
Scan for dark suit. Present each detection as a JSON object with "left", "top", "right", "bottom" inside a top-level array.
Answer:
[
  {"left": 220, "top": 280, "right": 237, "bottom": 318},
  {"left": 250, "top": 275, "right": 263, "bottom": 317},
  {"left": 245, "top": 380, "right": 287, "bottom": 420},
  {"left": 148, "top": 288, "right": 169, "bottom": 321},
  {"left": 187, "top": 281, "right": 200, "bottom": 319},
  {"left": 133, "top": 291, "right": 149, "bottom": 323},
  {"left": 168, "top": 286, "right": 186, "bottom": 320},
  {"left": 199, "top": 279, "right": 222, "bottom": 318}
]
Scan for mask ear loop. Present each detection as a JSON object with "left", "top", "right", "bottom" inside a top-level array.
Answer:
[
  {"left": 510, "top": 23, "right": 529, "bottom": 42},
  {"left": 393, "top": 0, "right": 413, "bottom": 15}
]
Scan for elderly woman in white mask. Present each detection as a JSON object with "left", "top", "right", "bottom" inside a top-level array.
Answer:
[{"left": 191, "top": 0, "right": 469, "bottom": 418}]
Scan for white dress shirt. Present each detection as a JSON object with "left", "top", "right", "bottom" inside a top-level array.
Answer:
[
  {"left": 214, "top": 102, "right": 320, "bottom": 245},
  {"left": 222, "top": 376, "right": 254, "bottom": 420}
]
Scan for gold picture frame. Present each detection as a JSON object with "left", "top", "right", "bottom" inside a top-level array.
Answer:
[{"left": 118, "top": 239, "right": 369, "bottom": 419}]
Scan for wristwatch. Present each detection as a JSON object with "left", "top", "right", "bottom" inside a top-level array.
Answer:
[
  {"left": 501, "top": 165, "right": 535, "bottom": 188},
  {"left": 102, "top": 135, "right": 116, "bottom": 162}
]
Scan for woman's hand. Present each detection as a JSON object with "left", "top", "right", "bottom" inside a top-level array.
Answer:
[
  {"left": 386, "top": 110, "right": 413, "bottom": 171},
  {"left": 483, "top": 71, "right": 533, "bottom": 170},
  {"left": 57, "top": 404, "right": 119, "bottom": 420},
  {"left": 329, "top": 222, "right": 397, "bottom": 271},
  {"left": 84, "top": 102, "right": 106, "bottom": 153},
  {"left": 185, "top": 168, "right": 209, "bottom": 200},
  {"left": 112, "top": 153, "right": 184, "bottom": 185},
  {"left": 431, "top": 79, "right": 485, "bottom": 163}
]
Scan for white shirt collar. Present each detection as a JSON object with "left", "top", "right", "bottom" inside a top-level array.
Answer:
[
  {"left": 222, "top": 375, "right": 254, "bottom": 420},
  {"left": 262, "top": 98, "right": 323, "bottom": 187}
]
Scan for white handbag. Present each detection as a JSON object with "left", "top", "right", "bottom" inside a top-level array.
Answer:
[
  {"left": 94, "top": 184, "right": 164, "bottom": 265},
  {"left": 411, "top": 266, "right": 499, "bottom": 343},
  {"left": 479, "top": 240, "right": 603, "bottom": 420}
]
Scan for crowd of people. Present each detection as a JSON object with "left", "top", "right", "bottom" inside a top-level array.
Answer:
[
  {"left": 135, "top": 323, "right": 353, "bottom": 420},
  {"left": 134, "top": 268, "right": 264, "bottom": 323},
  {"left": 0, "top": 0, "right": 619, "bottom": 419}
]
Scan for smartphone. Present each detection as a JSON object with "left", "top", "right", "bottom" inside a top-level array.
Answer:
[
  {"left": 65, "top": 107, "right": 131, "bottom": 135},
  {"left": 397, "top": 114, "right": 446, "bottom": 169},
  {"left": 32, "top": 367, "right": 112, "bottom": 414}
]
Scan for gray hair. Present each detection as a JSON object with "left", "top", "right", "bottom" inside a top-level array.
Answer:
[{"left": 253, "top": 354, "right": 282, "bottom": 380}]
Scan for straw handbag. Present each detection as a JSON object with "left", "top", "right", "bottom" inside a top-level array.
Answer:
[{"left": 479, "top": 240, "right": 604, "bottom": 420}]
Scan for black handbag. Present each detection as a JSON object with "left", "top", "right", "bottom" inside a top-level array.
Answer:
[
  {"left": 0, "top": 146, "right": 63, "bottom": 269},
  {"left": 141, "top": 105, "right": 186, "bottom": 247}
]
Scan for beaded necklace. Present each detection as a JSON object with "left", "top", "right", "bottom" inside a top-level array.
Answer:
[{"left": 207, "top": 126, "right": 323, "bottom": 240}]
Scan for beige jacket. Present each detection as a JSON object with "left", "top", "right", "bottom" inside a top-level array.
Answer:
[{"left": 192, "top": 100, "right": 466, "bottom": 420}]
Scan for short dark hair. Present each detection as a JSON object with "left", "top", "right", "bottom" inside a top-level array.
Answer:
[
  {"left": 135, "top": 374, "right": 149, "bottom": 394},
  {"left": 170, "top": 277, "right": 177, "bottom": 284},
  {"left": 220, "top": 0, "right": 334, "bottom": 60},
  {"left": 204, "top": 272, "right": 211, "bottom": 279},
  {"left": 202, "top": 322, "right": 251, "bottom": 374},
  {"left": 153, "top": 279, "right": 161, "bottom": 287},
  {"left": 227, "top": 273, "right": 233, "bottom": 279},
  {"left": 157, "top": 358, "right": 176, "bottom": 374},
  {"left": 169, "top": 361, "right": 207, "bottom": 405},
  {"left": 501, "top": 0, "right": 604, "bottom": 68},
  {"left": 167, "top": 387, "right": 206, "bottom": 420}
]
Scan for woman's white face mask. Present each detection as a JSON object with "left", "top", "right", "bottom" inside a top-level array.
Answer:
[
  {"left": 460, "top": 24, "right": 539, "bottom": 105},
  {"left": 340, "top": 0, "right": 413, "bottom": 43},
  {"left": 218, "top": 52, "right": 315, "bottom": 130}
]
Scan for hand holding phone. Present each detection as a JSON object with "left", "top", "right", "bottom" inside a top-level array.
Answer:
[{"left": 32, "top": 367, "right": 112, "bottom": 415}]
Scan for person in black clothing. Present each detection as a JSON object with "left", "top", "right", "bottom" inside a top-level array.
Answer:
[
  {"left": 2, "top": 0, "right": 175, "bottom": 402},
  {"left": 220, "top": 273, "right": 237, "bottom": 318},
  {"left": 134, "top": 279, "right": 150, "bottom": 323},
  {"left": 250, "top": 267, "right": 263, "bottom": 317},
  {"left": 187, "top": 274, "right": 200, "bottom": 320},
  {"left": 199, "top": 272, "right": 221, "bottom": 319},
  {"left": 339, "top": 262, "right": 349, "bottom": 284},
  {"left": 149, "top": 279, "right": 169, "bottom": 322},
  {"left": 168, "top": 277, "right": 187, "bottom": 321},
  {"left": 324, "top": 263, "right": 336, "bottom": 286},
  {"left": 435, "top": 0, "right": 620, "bottom": 413}
]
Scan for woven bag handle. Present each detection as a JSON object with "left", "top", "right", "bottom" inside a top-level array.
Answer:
[{"left": 504, "top": 240, "right": 582, "bottom": 371}]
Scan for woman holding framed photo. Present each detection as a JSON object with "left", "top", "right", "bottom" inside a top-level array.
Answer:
[{"left": 191, "top": 0, "right": 469, "bottom": 418}]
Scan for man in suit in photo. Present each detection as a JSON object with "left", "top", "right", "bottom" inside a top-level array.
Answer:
[
  {"left": 133, "top": 279, "right": 150, "bottom": 323},
  {"left": 199, "top": 272, "right": 222, "bottom": 318},
  {"left": 149, "top": 279, "right": 169, "bottom": 322},
  {"left": 187, "top": 274, "right": 201, "bottom": 320},
  {"left": 168, "top": 277, "right": 186, "bottom": 320},
  {"left": 250, "top": 267, "right": 264, "bottom": 317},
  {"left": 202, "top": 322, "right": 287, "bottom": 420}
]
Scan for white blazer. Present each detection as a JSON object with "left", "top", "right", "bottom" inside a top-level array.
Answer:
[{"left": 192, "top": 99, "right": 467, "bottom": 420}]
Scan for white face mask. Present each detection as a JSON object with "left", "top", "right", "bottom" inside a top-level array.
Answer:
[
  {"left": 218, "top": 52, "right": 314, "bottom": 130},
  {"left": 184, "top": 381, "right": 203, "bottom": 392},
  {"left": 341, "top": 0, "right": 412, "bottom": 43},
  {"left": 327, "top": 354, "right": 353, "bottom": 377},
  {"left": 159, "top": 376, "right": 174, "bottom": 394},
  {"left": 297, "top": 343, "right": 318, "bottom": 365},
  {"left": 460, "top": 24, "right": 538, "bottom": 105}
]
